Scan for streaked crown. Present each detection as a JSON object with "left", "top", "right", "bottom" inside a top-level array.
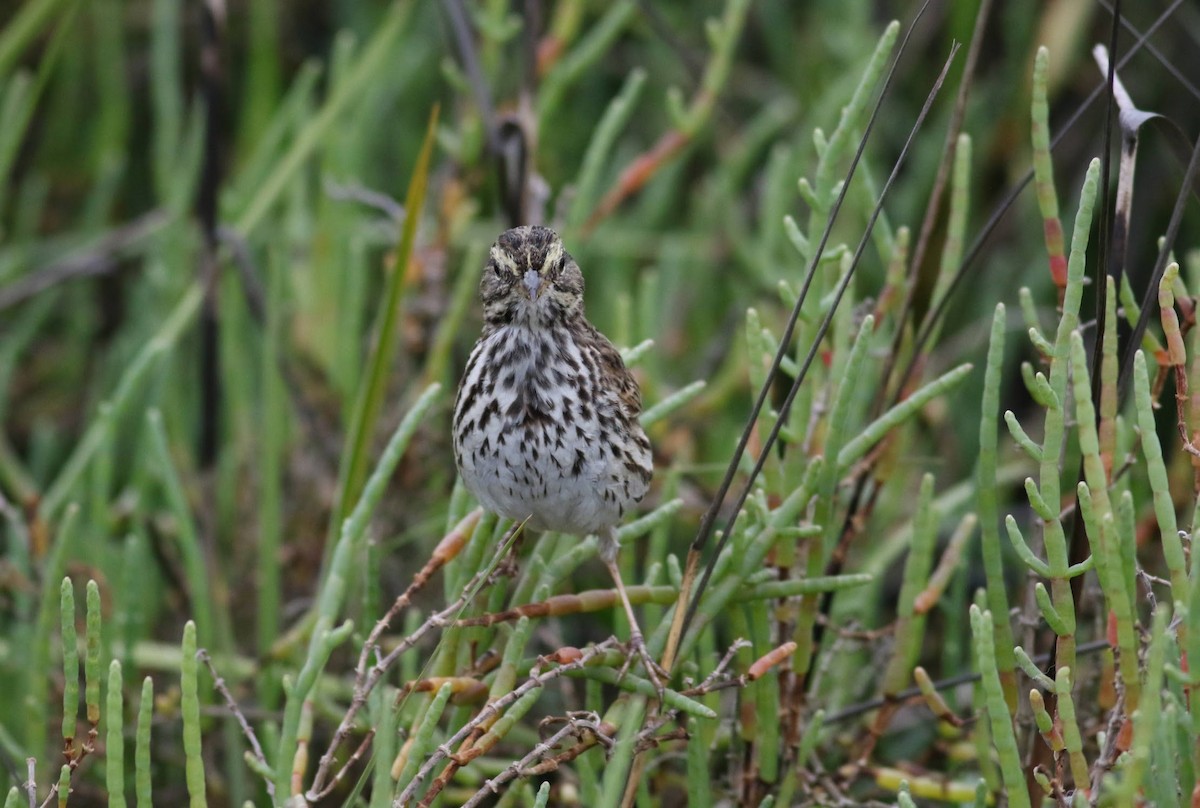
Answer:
[{"left": 479, "top": 225, "right": 585, "bottom": 328}]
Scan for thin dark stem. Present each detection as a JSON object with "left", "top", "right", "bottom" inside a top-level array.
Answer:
[
  {"left": 635, "top": 0, "right": 706, "bottom": 81},
  {"left": 1097, "top": 0, "right": 1200, "bottom": 103},
  {"left": 1117, "top": 126, "right": 1200, "bottom": 401},
  {"left": 901, "top": 0, "right": 1186, "bottom": 399},
  {"left": 882, "top": 0, "right": 994, "bottom": 407},
  {"left": 1092, "top": 0, "right": 1120, "bottom": 393},
  {"left": 196, "top": 0, "right": 225, "bottom": 469},
  {"left": 681, "top": 1, "right": 949, "bottom": 644},
  {"left": 824, "top": 638, "right": 1112, "bottom": 724},
  {"left": 1069, "top": 0, "right": 1123, "bottom": 605},
  {"left": 522, "top": 0, "right": 541, "bottom": 92},
  {"left": 1042, "top": 5, "right": 1125, "bottom": 800}
]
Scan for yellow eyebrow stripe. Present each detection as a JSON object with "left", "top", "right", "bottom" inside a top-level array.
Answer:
[
  {"left": 540, "top": 240, "right": 564, "bottom": 274},
  {"left": 490, "top": 244, "right": 519, "bottom": 274}
]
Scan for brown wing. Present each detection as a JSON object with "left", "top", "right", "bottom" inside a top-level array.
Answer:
[{"left": 579, "top": 320, "right": 643, "bottom": 419}]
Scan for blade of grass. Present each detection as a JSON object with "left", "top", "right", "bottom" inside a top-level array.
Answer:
[
  {"left": 329, "top": 106, "right": 439, "bottom": 548},
  {"left": 233, "top": 1, "right": 416, "bottom": 234}
]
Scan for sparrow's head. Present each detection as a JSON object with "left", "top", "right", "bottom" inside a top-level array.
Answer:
[{"left": 480, "top": 226, "right": 584, "bottom": 328}]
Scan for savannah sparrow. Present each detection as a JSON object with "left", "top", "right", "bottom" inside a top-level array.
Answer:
[{"left": 452, "top": 225, "right": 659, "bottom": 679}]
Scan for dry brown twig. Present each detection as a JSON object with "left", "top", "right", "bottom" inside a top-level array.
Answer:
[
  {"left": 35, "top": 698, "right": 106, "bottom": 808},
  {"left": 307, "top": 509, "right": 486, "bottom": 801},
  {"left": 509, "top": 710, "right": 620, "bottom": 779},
  {"left": 683, "top": 640, "right": 792, "bottom": 699},
  {"left": 26, "top": 758, "right": 37, "bottom": 808},
  {"left": 394, "top": 639, "right": 620, "bottom": 807},
  {"left": 413, "top": 647, "right": 616, "bottom": 807},
  {"left": 459, "top": 712, "right": 608, "bottom": 808},
  {"left": 319, "top": 729, "right": 375, "bottom": 800},
  {"left": 197, "top": 649, "right": 275, "bottom": 800},
  {"left": 454, "top": 585, "right": 674, "bottom": 628},
  {"left": 439, "top": 627, "right": 744, "bottom": 808},
  {"left": 497, "top": 639, "right": 754, "bottom": 790}
]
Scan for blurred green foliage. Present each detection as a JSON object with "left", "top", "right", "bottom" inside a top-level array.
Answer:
[{"left": 2, "top": 1, "right": 1200, "bottom": 805}]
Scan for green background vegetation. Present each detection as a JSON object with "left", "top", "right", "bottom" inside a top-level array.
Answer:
[{"left": 2, "top": 0, "right": 1199, "bottom": 805}]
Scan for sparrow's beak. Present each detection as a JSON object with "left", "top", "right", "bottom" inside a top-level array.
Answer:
[{"left": 523, "top": 269, "right": 542, "bottom": 301}]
